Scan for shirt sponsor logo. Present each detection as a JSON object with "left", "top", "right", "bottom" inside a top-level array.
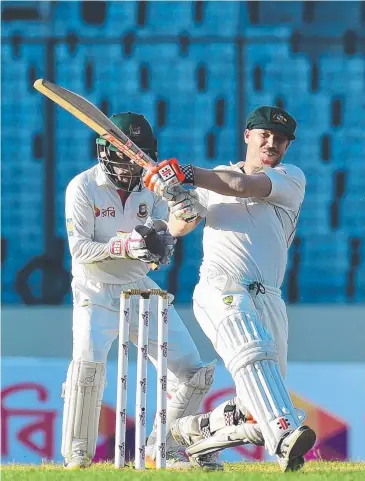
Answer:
[
  {"left": 94, "top": 205, "right": 101, "bottom": 217},
  {"left": 102, "top": 206, "right": 116, "bottom": 217},
  {"left": 66, "top": 218, "right": 74, "bottom": 237},
  {"left": 137, "top": 202, "right": 148, "bottom": 218}
]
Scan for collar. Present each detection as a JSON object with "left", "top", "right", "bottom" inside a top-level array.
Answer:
[
  {"left": 229, "top": 161, "right": 245, "bottom": 173},
  {"left": 95, "top": 164, "right": 110, "bottom": 186}
]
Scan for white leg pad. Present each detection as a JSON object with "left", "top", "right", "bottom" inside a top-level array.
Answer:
[
  {"left": 147, "top": 360, "right": 216, "bottom": 458},
  {"left": 61, "top": 360, "right": 106, "bottom": 459},
  {"left": 218, "top": 313, "right": 301, "bottom": 455}
]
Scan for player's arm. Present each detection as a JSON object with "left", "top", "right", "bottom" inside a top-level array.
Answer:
[
  {"left": 66, "top": 181, "right": 175, "bottom": 265},
  {"left": 193, "top": 167, "right": 272, "bottom": 198},
  {"left": 65, "top": 180, "right": 109, "bottom": 263},
  {"left": 143, "top": 159, "right": 271, "bottom": 199},
  {"left": 168, "top": 213, "right": 202, "bottom": 237}
]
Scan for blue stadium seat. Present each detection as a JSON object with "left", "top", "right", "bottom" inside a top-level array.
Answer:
[{"left": 2, "top": 2, "right": 365, "bottom": 304}]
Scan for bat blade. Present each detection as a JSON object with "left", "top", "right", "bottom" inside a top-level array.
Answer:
[{"left": 33, "top": 79, "right": 156, "bottom": 169}]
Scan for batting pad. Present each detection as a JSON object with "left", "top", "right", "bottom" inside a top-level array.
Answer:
[
  {"left": 61, "top": 360, "right": 106, "bottom": 458},
  {"left": 147, "top": 360, "right": 217, "bottom": 458},
  {"left": 218, "top": 312, "right": 301, "bottom": 456}
]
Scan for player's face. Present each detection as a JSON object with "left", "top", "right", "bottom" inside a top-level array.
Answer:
[
  {"left": 112, "top": 152, "right": 143, "bottom": 184},
  {"left": 244, "top": 129, "right": 290, "bottom": 169}
]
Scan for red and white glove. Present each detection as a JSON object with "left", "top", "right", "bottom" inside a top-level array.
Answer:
[
  {"left": 143, "top": 159, "right": 195, "bottom": 200},
  {"left": 108, "top": 230, "right": 159, "bottom": 263}
]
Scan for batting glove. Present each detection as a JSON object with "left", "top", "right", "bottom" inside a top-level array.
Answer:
[
  {"left": 143, "top": 159, "right": 195, "bottom": 199},
  {"left": 168, "top": 189, "right": 206, "bottom": 222}
]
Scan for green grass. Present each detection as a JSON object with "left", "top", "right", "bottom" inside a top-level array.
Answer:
[{"left": 2, "top": 462, "right": 365, "bottom": 481}]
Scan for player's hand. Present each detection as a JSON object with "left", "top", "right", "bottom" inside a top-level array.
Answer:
[
  {"left": 168, "top": 189, "right": 205, "bottom": 222},
  {"left": 143, "top": 159, "right": 195, "bottom": 199},
  {"left": 108, "top": 229, "right": 159, "bottom": 263},
  {"left": 108, "top": 217, "right": 176, "bottom": 266},
  {"left": 145, "top": 218, "right": 176, "bottom": 266}
]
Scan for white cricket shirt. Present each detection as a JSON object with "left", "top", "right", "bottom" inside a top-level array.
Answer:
[
  {"left": 196, "top": 163, "right": 305, "bottom": 288},
  {"left": 65, "top": 164, "right": 168, "bottom": 284}
]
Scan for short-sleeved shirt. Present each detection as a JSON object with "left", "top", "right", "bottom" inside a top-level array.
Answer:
[
  {"left": 196, "top": 163, "right": 305, "bottom": 288},
  {"left": 65, "top": 164, "right": 168, "bottom": 284}
]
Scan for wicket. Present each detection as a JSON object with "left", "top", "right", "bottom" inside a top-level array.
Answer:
[{"left": 114, "top": 289, "right": 169, "bottom": 470}]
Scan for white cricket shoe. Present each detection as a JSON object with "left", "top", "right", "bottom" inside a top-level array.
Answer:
[
  {"left": 64, "top": 450, "right": 92, "bottom": 469},
  {"left": 277, "top": 425, "right": 316, "bottom": 472},
  {"left": 171, "top": 416, "right": 224, "bottom": 471}
]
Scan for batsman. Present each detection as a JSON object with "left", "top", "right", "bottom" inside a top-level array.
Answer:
[
  {"left": 62, "top": 112, "right": 217, "bottom": 469},
  {"left": 144, "top": 106, "right": 317, "bottom": 472}
]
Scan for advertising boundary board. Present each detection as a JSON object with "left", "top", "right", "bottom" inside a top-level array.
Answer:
[{"left": 1, "top": 358, "right": 364, "bottom": 464}]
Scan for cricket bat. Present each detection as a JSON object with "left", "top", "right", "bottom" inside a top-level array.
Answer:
[{"left": 33, "top": 78, "right": 158, "bottom": 169}]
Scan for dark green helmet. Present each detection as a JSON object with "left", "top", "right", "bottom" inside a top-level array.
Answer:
[
  {"left": 96, "top": 112, "right": 158, "bottom": 159},
  {"left": 96, "top": 112, "right": 158, "bottom": 191}
]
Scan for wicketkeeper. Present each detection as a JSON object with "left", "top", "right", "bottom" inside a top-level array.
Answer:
[
  {"left": 143, "top": 106, "right": 316, "bottom": 472},
  {"left": 62, "top": 112, "right": 217, "bottom": 469}
]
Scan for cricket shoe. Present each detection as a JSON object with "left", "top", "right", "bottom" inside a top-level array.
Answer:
[
  {"left": 171, "top": 414, "right": 263, "bottom": 456},
  {"left": 145, "top": 449, "right": 191, "bottom": 469},
  {"left": 276, "top": 425, "right": 316, "bottom": 472},
  {"left": 189, "top": 452, "right": 224, "bottom": 471},
  {"left": 64, "top": 450, "right": 92, "bottom": 469},
  {"left": 171, "top": 416, "right": 224, "bottom": 471}
]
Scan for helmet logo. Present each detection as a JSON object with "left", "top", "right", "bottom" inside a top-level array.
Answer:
[
  {"left": 272, "top": 112, "right": 288, "bottom": 125},
  {"left": 129, "top": 125, "right": 141, "bottom": 138},
  {"left": 137, "top": 203, "right": 148, "bottom": 218}
]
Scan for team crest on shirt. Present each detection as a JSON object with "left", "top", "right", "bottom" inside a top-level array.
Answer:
[
  {"left": 137, "top": 202, "right": 148, "bottom": 218},
  {"left": 223, "top": 295, "right": 233, "bottom": 305},
  {"left": 223, "top": 295, "right": 236, "bottom": 310}
]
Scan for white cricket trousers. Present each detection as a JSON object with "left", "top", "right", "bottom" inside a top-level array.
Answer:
[{"left": 193, "top": 273, "right": 288, "bottom": 377}]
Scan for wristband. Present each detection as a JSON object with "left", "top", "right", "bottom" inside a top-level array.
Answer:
[{"left": 180, "top": 164, "right": 195, "bottom": 185}]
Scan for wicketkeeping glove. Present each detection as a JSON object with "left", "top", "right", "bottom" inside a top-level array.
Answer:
[{"left": 108, "top": 217, "right": 176, "bottom": 266}]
